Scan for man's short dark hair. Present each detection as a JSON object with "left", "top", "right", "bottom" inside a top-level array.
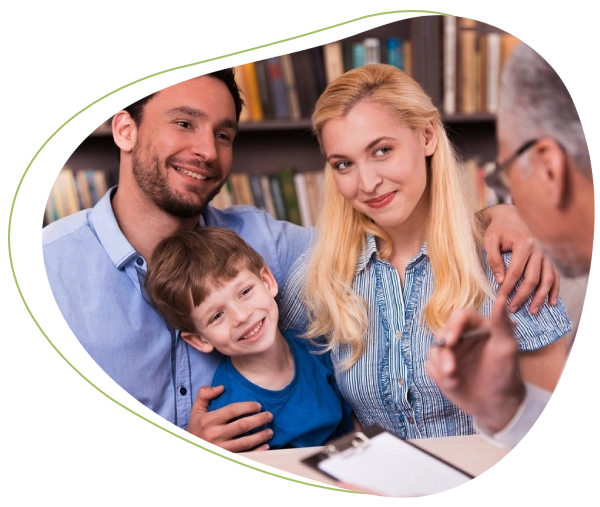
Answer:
[{"left": 124, "top": 68, "right": 244, "bottom": 125}]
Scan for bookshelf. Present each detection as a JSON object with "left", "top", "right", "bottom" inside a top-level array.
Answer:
[{"left": 46, "top": 15, "right": 517, "bottom": 226}]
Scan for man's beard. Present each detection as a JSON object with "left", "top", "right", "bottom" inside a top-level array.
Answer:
[{"left": 131, "top": 145, "right": 225, "bottom": 219}]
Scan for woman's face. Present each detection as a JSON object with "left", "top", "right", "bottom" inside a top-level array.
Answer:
[{"left": 321, "top": 100, "right": 437, "bottom": 236}]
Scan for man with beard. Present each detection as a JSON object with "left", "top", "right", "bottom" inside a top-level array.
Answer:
[
  {"left": 426, "top": 43, "right": 593, "bottom": 447},
  {"left": 43, "top": 67, "right": 560, "bottom": 452}
]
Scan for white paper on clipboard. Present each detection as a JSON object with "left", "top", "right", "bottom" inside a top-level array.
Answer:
[{"left": 303, "top": 426, "right": 473, "bottom": 497}]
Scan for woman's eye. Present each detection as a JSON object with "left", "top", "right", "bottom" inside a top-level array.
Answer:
[
  {"left": 334, "top": 161, "right": 351, "bottom": 170},
  {"left": 375, "top": 147, "right": 391, "bottom": 156}
]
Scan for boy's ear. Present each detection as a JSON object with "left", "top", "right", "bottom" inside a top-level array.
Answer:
[
  {"left": 181, "top": 332, "right": 215, "bottom": 354},
  {"left": 260, "top": 266, "right": 278, "bottom": 298},
  {"left": 112, "top": 110, "right": 138, "bottom": 153}
]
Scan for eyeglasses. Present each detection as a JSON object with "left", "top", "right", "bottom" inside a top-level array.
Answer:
[{"left": 484, "top": 139, "right": 539, "bottom": 201}]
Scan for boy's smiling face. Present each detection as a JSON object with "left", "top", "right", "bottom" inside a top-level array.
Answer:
[{"left": 181, "top": 267, "right": 280, "bottom": 357}]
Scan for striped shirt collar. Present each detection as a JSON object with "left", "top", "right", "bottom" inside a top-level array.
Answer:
[{"left": 356, "top": 233, "right": 429, "bottom": 275}]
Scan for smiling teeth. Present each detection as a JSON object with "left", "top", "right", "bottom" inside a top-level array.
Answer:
[
  {"left": 176, "top": 167, "right": 208, "bottom": 180},
  {"left": 241, "top": 320, "right": 263, "bottom": 340}
]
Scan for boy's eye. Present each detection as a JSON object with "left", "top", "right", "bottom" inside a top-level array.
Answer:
[
  {"left": 209, "top": 311, "right": 223, "bottom": 324},
  {"left": 240, "top": 286, "right": 253, "bottom": 297}
]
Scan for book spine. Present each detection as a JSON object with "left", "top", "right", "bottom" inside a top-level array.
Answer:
[
  {"left": 323, "top": 41, "right": 345, "bottom": 83},
  {"left": 386, "top": 37, "right": 404, "bottom": 70},
  {"left": 265, "top": 57, "right": 290, "bottom": 119},
  {"left": 260, "top": 174, "right": 277, "bottom": 219},
  {"left": 269, "top": 174, "right": 287, "bottom": 221},
  {"left": 486, "top": 33, "right": 501, "bottom": 113},
  {"left": 458, "top": 17, "right": 478, "bottom": 114},
  {"left": 280, "top": 54, "right": 301, "bottom": 121},
  {"left": 278, "top": 167, "right": 302, "bottom": 226},
  {"left": 351, "top": 42, "right": 365, "bottom": 68},
  {"left": 233, "top": 65, "right": 252, "bottom": 123},
  {"left": 254, "top": 59, "right": 274, "bottom": 119},
  {"left": 443, "top": 16, "right": 457, "bottom": 116},
  {"left": 293, "top": 172, "right": 313, "bottom": 227},
  {"left": 363, "top": 38, "right": 381, "bottom": 65},
  {"left": 242, "top": 62, "right": 265, "bottom": 121},
  {"left": 249, "top": 174, "right": 266, "bottom": 211}
]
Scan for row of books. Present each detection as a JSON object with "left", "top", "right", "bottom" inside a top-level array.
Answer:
[
  {"left": 211, "top": 168, "right": 324, "bottom": 228},
  {"left": 235, "top": 35, "right": 411, "bottom": 124},
  {"left": 235, "top": 16, "right": 520, "bottom": 123},
  {"left": 442, "top": 17, "right": 521, "bottom": 116},
  {"left": 45, "top": 168, "right": 111, "bottom": 224}
]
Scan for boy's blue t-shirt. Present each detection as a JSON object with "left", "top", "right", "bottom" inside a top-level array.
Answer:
[{"left": 208, "top": 329, "right": 354, "bottom": 449}]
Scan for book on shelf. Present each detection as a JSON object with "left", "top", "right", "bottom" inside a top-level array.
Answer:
[
  {"left": 260, "top": 174, "right": 277, "bottom": 218},
  {"left": 443, "top": 16, "right": 457, "bottom": 115},
  {"left": 280, "top": 54, "right": 302, "bottom": 121},
  {"left": 291, "top": 49, "right": 322, "bottom": 119},
  {"left": 310, "top": 46, "right": 328, "bottom": 99},
  {"left": 485, "top": 32, "right": 501, "bottom": 113},
  {"left": 411, "top": 15, "right": 443, "bottom": 109},
  {"left": 229, "top": 173, "right": 255, "bottom": 206},
  {"left": 363, "top": 38, "right": 381, "bottom": 65},
  {"left": 75, "top": 170, "right": 93, "bottom": 209},
  {"left": 234, "top": 65, "right": 252, "bottom": 123},
  {"left": 404, "top": 40, "right": 413, "bottom": 77},
  {"left": 385, "top": 37, "right": 406, "bottom": 70},
  {"left": 351, "top": 41, "right": 365, "bottom": 68},
  {"left": 265, "top": 56, "right": 290, "bottom": 119},
  {"left": 239, "top": 62, "right": 265, "bottom": 122},
  {"left": 253, "top": 59, "right": 274, "bottom": 120},
  {"left": 303, "top": 170, "right": 324, "bottom": 226},
  {"left": 323, "top": 41, "right": 345, "bottom": 83},
  {"left": 293, "top": 172, "right": 312, "bottom": 228},
  {"left": 457, "top": 17, "right": 478, "bottom": 115},
  {"left": 278, "top": 167, "right": 302, "bottom": 226},
  {"left": 249, "top": 174, "right": 267, "bottom": 212},
  {"left": 269, "top": 174, "right": 287, "bottom": 221},
  {"left": 501, "top": 33, "right": 520, "bottom": 67},
  {"left": 210, "top": 180, "right": 233, "bottom": 209}
]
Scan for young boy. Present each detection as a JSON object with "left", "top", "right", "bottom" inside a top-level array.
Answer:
[{"left": 145, "top": 227, "right": 354, "bottom": 449}]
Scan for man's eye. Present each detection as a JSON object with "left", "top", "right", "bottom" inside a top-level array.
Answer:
[{"left": 177, "top": 121, "right": 191, "bottom": 129}]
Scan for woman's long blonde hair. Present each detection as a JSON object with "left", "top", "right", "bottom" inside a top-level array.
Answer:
[{"left": 305, "top": 64, "right": 490, "bottom": 368}]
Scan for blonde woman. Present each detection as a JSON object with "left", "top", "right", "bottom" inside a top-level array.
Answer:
[{"left": 279, "top": 64, "right": 571, "bottom": 439}]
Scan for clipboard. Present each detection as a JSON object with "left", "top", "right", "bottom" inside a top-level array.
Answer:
[{"left": 302, "top": 426, "right": 474, "bottom": 497}]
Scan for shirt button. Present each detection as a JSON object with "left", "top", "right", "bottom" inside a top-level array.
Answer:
[
  {"left": 407, "top": 416, "right": 415, "bottom": 424},
  {"left": 179, "top": 386, "right": 187, "bottom": 396},
  {"left": 395, "top": 331, "right": 402, "bottom": 339},
  {"left": 398, "top": 378, "right": 405, "bottom": 386},
  {"left": 136, "top": 257, "right": 144, "bottom": 266}
]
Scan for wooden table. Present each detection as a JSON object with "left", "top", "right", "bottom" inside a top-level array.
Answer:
[{"left": 240, "top": 434, "right": 510, "bottom": 488}]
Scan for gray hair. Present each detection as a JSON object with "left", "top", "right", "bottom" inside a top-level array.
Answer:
[{"left": 499, "top": 43, "right": 591, "bottom": 178}]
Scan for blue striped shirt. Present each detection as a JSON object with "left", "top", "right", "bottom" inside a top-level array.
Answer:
[{"left": 278, "top": 233, "right": 571, "bottom": 440}]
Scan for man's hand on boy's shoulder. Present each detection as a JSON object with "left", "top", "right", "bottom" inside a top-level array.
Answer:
[{"left": 187, "top": 385, "right": 274, "bottom": 452}]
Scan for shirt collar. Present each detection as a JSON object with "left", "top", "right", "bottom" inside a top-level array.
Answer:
[
  {"left": 91, "top": 186, "right": 207, "bottom": 270},
  {"left": 355, "top": 233, "right": 429, "bottom": 275}
]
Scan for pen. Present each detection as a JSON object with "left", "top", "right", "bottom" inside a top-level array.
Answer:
[{"left": 433, "top": 326, "right": 491, "bottom": 347}]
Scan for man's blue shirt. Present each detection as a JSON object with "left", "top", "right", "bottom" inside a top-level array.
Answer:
[{"left": 42, "top": 187, "right": 312, "bottom": 429}]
